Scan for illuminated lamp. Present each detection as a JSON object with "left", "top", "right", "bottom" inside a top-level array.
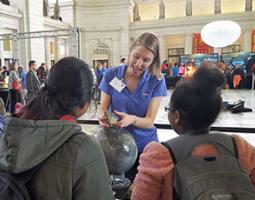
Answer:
[{"left": 201, "top": 20, "right": 241, "bottom": 48}]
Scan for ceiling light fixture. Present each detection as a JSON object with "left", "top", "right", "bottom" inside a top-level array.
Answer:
[{"left": 201, "top": 20, "right": 241, "bottom": 48}]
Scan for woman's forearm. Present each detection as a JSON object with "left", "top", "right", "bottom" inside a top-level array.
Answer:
[{"left": 131, "top": 115, "right": 155, "bottom": 129}]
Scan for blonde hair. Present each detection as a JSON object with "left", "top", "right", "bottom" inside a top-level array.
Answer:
[
  {"left": 130, "top": 32, "right": 162, "bottom": 79},
  {"left": 9, "top": 62, "right": 18, "bottom": 71}
]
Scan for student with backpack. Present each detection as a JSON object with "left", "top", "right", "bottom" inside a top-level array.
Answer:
[
  {"left": 131, "top": 63, "right": 255, "bottom": 200},
  {"left": 0, "top": 57, "right": 114, "bottom": 200}
]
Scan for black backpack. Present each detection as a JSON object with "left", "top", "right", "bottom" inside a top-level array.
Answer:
[
  {"left": 162, "top": 132, "right": 255, "bottom": 200},
  {"left": 0, "top": 165, "right": 40, "bottom": 200}
]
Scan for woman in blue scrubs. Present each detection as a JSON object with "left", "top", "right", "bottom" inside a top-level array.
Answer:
[{"left": 98, "top": 32, "right": 167, "bottom": 185}]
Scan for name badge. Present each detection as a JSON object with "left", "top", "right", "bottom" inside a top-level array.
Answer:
[{"left": 109, "top": 77, "right": 126, "bottom": 92}]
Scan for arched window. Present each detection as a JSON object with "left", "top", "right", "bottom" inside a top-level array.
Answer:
[{"left": 93, "top": 42, "right": 111, "bottom": 67}]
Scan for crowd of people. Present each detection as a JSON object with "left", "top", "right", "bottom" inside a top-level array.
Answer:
[
  {"left": 161, "top": 58, "right": 253, "bottom": 90},
  {"left": 0, "top": 32, "right": 254, "bottom": 200},
  {"left": 0, "top": 61, "right": 48, "bottom": 115},
  {"left": 161, "top": 60, "right": 198, "bottom": 89}
]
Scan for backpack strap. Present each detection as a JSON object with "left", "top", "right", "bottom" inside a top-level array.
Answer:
[
  {"left": 163, "top": 132, "right": 237, "bottom": 163},
  {"left": 231, "top": 135, "right": 239, "bottom": 159},
  {"left": 161, "top": 142, "right": 177, "bottom": 164}
]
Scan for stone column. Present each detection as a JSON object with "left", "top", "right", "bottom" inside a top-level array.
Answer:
[
  {"left": 0, "top": 41, "right": 4, "bottom": 66},
  {"left": 27, "top": 0, "right": 45, "bottom": 63},
  {"left": 243, "top": 30, "right": 252, "bottom": 51},
  {"left": 44, "top": 38, "right": 50, "bottom": 67},
  {"left": 12, "top": 32, "right": 19, "bottom": 62},
  {"left": 215, "top": 0, "right": 221, "bottom": 14},
  {"left": 133, "top": 3, "right": 141, "bottom": 21},
  {"left": 245, "top": 0, "right": 253, "bottom": 11},
  {"left": 54, "top": 37, "right": 60, "bottom": 62},
  {"left": 43, "top": 0, "right": 49, "bottom": 17},
  {"left": 185, "top": 33, "right": 192, "bottom": 54},
  {"left": 120, "top": 30, "right": 129, "bottom": 63},
  {"left": 159, "top": 0, "right": 165, "bottom": 19},
  {"left": 186, "top": 0, "right": 192, "bottom": 16},
  {"left": 158, "top": 35, "right": 166, "bottom": 62}
]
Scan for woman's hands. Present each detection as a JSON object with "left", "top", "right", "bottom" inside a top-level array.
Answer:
[
  {"left": 97, "top": 110, "right": 110, "bottom": 127},
  {"left": 97, "top": 110, "right": 136, "bottom": 128},
  {"left": 112, "top": 111, "right": 136, "bottom": 128}
]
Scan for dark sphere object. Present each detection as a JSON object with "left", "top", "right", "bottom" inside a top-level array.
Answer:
[{"left": 93, "top": 127, "right": 138, "bottom": 175}]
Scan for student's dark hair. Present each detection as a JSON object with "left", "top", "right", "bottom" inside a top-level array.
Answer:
[
  {"left": 19, "top": 57, "right": 94, "bottom": 120},
  {"left": 170, "top": 62, "right": 224, "bottom": 130},
  {"left": 28, "top": 60, "right": 36, "bottom": 68}
]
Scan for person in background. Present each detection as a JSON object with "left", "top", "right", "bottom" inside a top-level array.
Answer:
[
  {"left": 161, "top": 60, "right": 170, "bottom": 89},
  {"left": 168, "top": 62, "right": 180, "bottom": 88},
  {"left": 18, "top": 65, "right": 27, "bottom": 105},
  {"left": 37, "top": 63, "right": 47, "bottom": 84},
  {"left": 95, "top": 62, "right": 104, "bottom": 86},
  {"left": 160, "top": 59, "right": 169, "bottom": 75},
  {"left": 102, "top": 61, "right": 108, "bottom": 75},
  {"left": 120, "top": 58, "right": 126, "bottom": 66},
  {"left": 26, "top": 60, "right": 41, "bottom": 102},
  {"left": 131, "top": 63, "right": 255, "bottom": 200},
  {"left": 2, "top": 66, "right": 9, "bottom": 78},
  {"left": 218, "top": 60, "right": 226, "bottom": 74},
  {"left": 178, "top": 62, "right": 186, "bottom": 77},
  {"left": 8, "top": 62, "right": 21, "bottom": 114},
  {"left": 0, "top": 57, "right": 114, "bottom": 200},
  {"left": 218, "top": 60, "right": 230, "bottom": 89},
  {"left": 98, "top": 32, "right": 167, "bottom": 186},
  {"left": 0, "top": 67, "right": 4, "bottom": 85},
  {"left": 171, "top": 62, "right": 179, "bottom": 78},
  {"left": 45, "top": 64, "right": 49, "bottom": 75},
  {"left": 185, "top": 61, "right": 197, "bottom": 77}
]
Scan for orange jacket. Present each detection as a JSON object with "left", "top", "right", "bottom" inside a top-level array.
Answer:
[{"left": 233, "top": 75, "right": 242, "bottom": 88}]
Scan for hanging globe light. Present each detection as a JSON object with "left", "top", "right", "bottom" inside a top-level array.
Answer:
[{"left": 201, "top": 20, "right": 241, "bottom": 48}]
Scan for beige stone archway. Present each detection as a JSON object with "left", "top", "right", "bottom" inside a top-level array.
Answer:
[{"left": 92, "top": 42, "right": 111, "bottom": 67}]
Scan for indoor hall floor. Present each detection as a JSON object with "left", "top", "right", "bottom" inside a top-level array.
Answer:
[
  {"left": 156, "top": 89, "right": 255, "bottom": 128},
  {"left": 80, "top": 89, "right": 255, "bottom": 146}
]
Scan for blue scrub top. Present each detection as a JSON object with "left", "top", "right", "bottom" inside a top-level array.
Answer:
[{"left": 99, "top": 65, "right": 167, "bottom": 152}]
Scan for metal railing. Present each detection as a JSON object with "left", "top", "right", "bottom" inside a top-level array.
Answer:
[{"left": 77, "top": 119, "right": 255, "bottom": 134}]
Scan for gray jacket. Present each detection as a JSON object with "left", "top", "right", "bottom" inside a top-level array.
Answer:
[
  {"left": 0, "top": 117, "right": 114, "bottom": 200},
  {"left": 26, "top": 69, "right": 41, "bottom": 100}
]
